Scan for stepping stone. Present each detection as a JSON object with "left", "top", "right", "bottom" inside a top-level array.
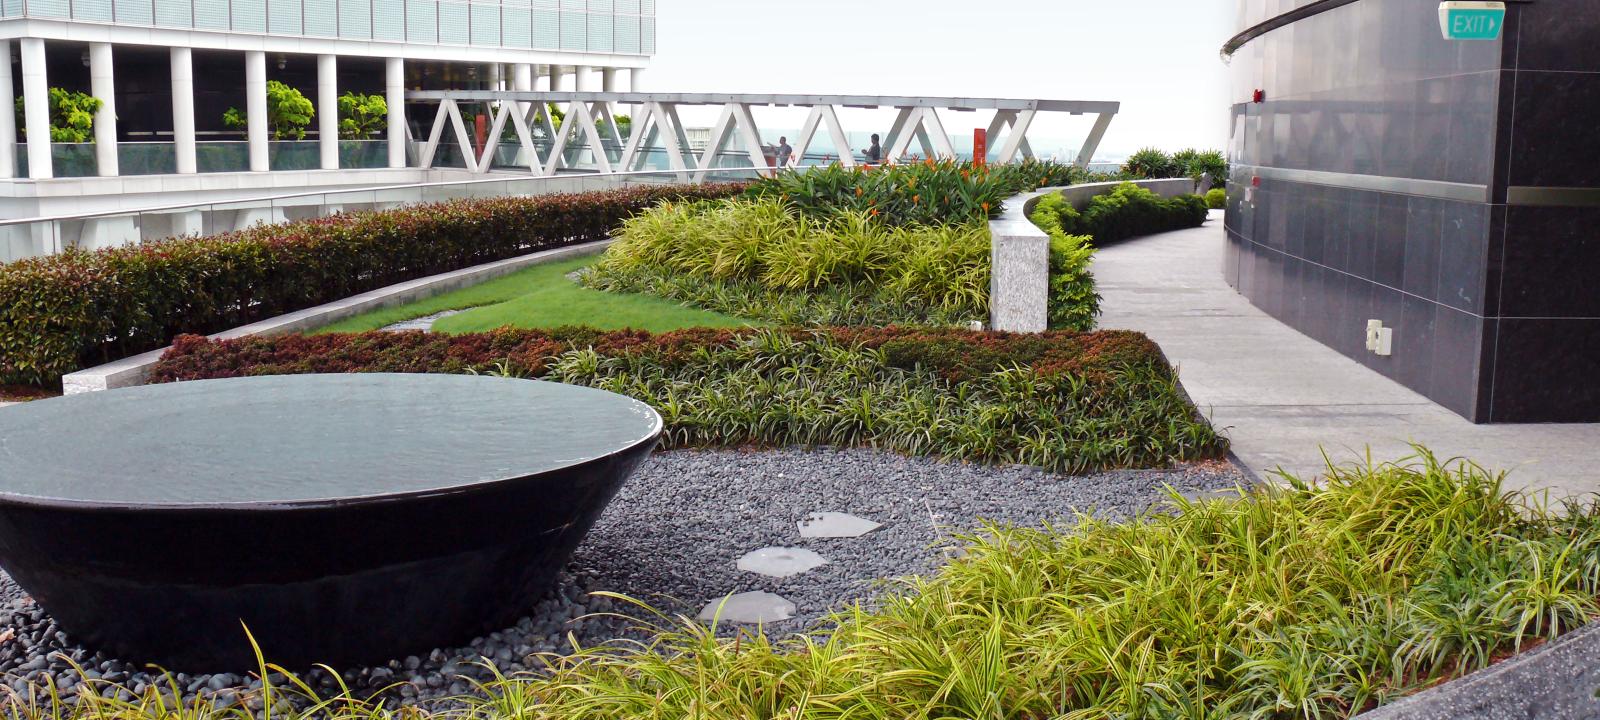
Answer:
[
  {"left": 698, "top": 591, "right": 795, "bottom": 624},
  {"left": 798, "top": 512, "right": 881, "bottom": 538},
  {"left": 736, "top": 547, "right": 828, "bottom": 578}
]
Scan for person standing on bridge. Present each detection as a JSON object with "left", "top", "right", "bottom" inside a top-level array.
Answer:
[
  {"left": 776, "top": 136, "right": 793, "bottom": 168},
  {"left": 864, "top": 134, "right": 882, "bottom": 165}
]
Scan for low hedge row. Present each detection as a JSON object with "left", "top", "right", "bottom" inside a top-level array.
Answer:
[
  {"left": 0, "top": 183, "right": 749, "bottom": 386},
  {"left": 152, "top": 326, "right": 1228, "bottom": 473},
  {"left": 1031, "top": 183, "right": 1208, "bottom": 247}
]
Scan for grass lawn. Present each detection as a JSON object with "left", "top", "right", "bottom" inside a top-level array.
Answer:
[{"left": 313, "top": 255, "right": 760, "bottom": 334}]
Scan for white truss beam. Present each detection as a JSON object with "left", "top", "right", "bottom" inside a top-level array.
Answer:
[{"left": 410, "top": 92, "right": 1119, "bottom": 176}]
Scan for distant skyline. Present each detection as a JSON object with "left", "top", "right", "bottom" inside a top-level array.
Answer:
[{"left": 648, "top": 0, "right": 1235, "bottom": 160}]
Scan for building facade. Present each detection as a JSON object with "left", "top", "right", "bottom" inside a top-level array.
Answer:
[
  {"left": 0, "top": 0, "right": 652, "bottom": 235},
  {"left": 1224, "top": 0, "right": 1600, "bottom": 423}
]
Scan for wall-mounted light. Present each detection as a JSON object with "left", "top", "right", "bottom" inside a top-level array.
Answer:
[
  {"left": 277, "top": 55, "right": 287, "bottom": 70},
  {"left": 1252, "top": 89, "right": 1266, "bottom": 104},
  {"left": 80, "top": 49, "right": 90, "bottom": 67}
]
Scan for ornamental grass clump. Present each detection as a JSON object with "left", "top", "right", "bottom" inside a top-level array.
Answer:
[
  {"left": 584, "top": 199, "right": 991, "bottom": 326},
  {"left": 470, "top": 451, "right": 1600, "bottom": 719},
  {"left": 746, "top": 158, "right": 1083, "bottom": 227}
]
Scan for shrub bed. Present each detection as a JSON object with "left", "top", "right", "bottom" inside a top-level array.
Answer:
[
  {"left": 746, "top": 158, "right": 1086, "bottom": 227},
  {"left": 1031, "top": 182, "right": 1208, "bottom": 247},
  {"left": 0, "top": 183, "right": 749, "bottom": 386},
  {"left": 580, "top": 198, "right": 991, "bottom": 326},
  {"left": 152, "top": 326, "right": 1227, "bottom": 473},
  {"left": 1206, "top": 187, "right": 1227, "bottom": 209}
]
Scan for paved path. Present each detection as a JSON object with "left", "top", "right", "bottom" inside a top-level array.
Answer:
[{"left": 1094, "top": 212, "right": 1599, "bottom": 499}]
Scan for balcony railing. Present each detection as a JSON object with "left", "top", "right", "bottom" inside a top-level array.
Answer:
[
  {"left": 10, "top": 139, "right": 395, "bottom": 177},
  {"left": 0, "top": 0, "right": 655, "bottom": 54}
]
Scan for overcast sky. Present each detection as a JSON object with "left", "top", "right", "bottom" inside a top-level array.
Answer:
[{"left": 646, "top": 0, "right": 1236, "bottom": 160}]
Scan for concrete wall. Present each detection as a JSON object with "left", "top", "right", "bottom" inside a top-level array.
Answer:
[{"left": 989, "top": 178, "right": 1197, "bottom": 333}]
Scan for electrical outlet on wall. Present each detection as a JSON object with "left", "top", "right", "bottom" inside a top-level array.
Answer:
[{"left": 1365, "top": 320, "right": 1394, "bottom": 357}]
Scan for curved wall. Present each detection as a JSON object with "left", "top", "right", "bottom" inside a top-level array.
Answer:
[{"left": 1224, "top": 0, "right": 1600, "bottom": 423}]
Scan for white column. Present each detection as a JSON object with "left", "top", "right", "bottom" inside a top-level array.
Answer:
[
  {"left": 317, "top": 54, "right": 338, "bottom": 170},
  {"left": 513, "top": 63, "right": 533, "bottom": 93},
  {"left": 90, "top": 43, "right": 118, "bottom": 177},
  {"left": 0, "top": 41, "right": 15, "bottom": 179},
  {"left": 19, "top": 38, "right": 50, "bottom": 180},
  {"left": 386, "top": 57, "right": 406, "bottom": 168},
  {"left": 547, "top": 65, "right": 565, "bottom": 91},
  {"left": 488, "top": 62, "right": 502, "bottom": 92},
  {"left": 628, "top": 67, "right": 646, "bottom": 116},
  {"left": 171, "top": 48, "right": 197, "bottom": 174},
  {"left": 574, "top": 65, "right": 595, "bottom": 92},
  {"left": 245, "top": 50, "right": 268, "bottom": 172}
]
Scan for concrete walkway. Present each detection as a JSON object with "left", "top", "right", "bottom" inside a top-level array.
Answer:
[{"left": 1094, "top": 212, "right": 1600, "bottom": 499}]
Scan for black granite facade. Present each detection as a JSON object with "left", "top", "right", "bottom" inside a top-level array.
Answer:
[{"left": 1225, "top": 0, "right": 1600, "bottom": 423}]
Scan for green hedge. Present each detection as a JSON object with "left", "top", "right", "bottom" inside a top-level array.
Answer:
[
  {"left": 745, "top": 159, "right": 1085, "bottom": 228},
  {"left": 1206, "top": 187, "right": 1227, "bottom": 209},
  {"left": 1031, "top": 183, "right": 1208, "bottom": 247},
  {"left": 0, "top": 183, "right": 748, "bottom": 386}
]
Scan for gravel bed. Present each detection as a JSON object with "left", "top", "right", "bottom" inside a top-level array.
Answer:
[{"left": 0, "top": 447, "right": 1245, "bottom": 710}]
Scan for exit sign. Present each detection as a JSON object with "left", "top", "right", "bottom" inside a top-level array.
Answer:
[{"left": 1439, "top": 1, "right": 1505, "bottom": 40}]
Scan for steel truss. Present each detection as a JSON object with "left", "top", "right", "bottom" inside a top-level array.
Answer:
[{"left": 406, "top": 91, "right": 1120, "bottom": 178}]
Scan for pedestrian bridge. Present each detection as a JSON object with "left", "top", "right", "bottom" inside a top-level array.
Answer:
[{"left": 405, "top": 91, "right": 1119, "bottom": 179}]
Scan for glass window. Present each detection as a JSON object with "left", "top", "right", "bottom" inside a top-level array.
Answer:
[
  {"left": 438, "top": 1, "right": 469, "bottom": 44},
  {"left": 641, "top": 14, "right": 653, "bottom": 53},
  {"left": 193, "top": 0, "right": 227, "bottom": 28},
  {"left": 502, "top": 5, "right": 530, "bottom": 47},
  {"left": 338, "top": 0, "right": 370, "bottom": 38},
  {"left": 613, "top": 13, "right": 638, "bottom": 53},
  {"left": 231, "top": 0, "right": 265, "bottom": 31},
  {"left": 114, "top": 0, "right": 154, "bottom": 23},
  {"left": 586, "top": 11, "right": 610, "bottom": 52},
  {"left": 614, "top": 0, "right": 637, "bottom": 12},
  {"left": 24, "top": 0, "right": 67, "bottom": 17},
  {"left": 559, "top": 9, "right": 584, "bottom": 50},
  {"left": 470, "top": 2, "right": 499, "bottom": 45},
  {"left": 531, "top": 7, "right": 558, "bottom": 48},
  {"left": 74, "top": 0, "right": 113, "bottom": 21},
  {"left": 154, "top": 0, "right": 191, "bottom": 26},
  {"left": 303, "top": 0, "right": 336, "bottom": 36},
  {"left": 405, "top": 0, "right": 436, "bottom": 43},
  {"left": 268, "top": 0, "right": 300, "bottom": 34},
  {"left": 372, "top": 0, "right": 404, "bottom": 40}
]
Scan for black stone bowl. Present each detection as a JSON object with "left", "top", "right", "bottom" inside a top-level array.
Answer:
[{"left": 0, "top": 374, "right": 662, "bottom": 670}]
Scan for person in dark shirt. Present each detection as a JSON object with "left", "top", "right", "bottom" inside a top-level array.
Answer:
[
  {"left": 776, "top": 136, "right": 793, "bottom": 167},
  {"left": 863, "top": 134, "right": 882, "bottom": 164}
]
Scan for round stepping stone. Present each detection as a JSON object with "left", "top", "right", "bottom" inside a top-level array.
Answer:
[
  {"left": 797, "top": 512, "right": 881, "bottom": 538},
  {"left": 697, "top": 591, "right": 796, "bottom": 624},
  {"left": 736, "top": 547, "right": 829, "bottom": 578}
]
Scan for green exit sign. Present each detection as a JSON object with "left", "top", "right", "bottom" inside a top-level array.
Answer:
[{"left": 1439, "top": 1, "right": 1506, "bottom": 40}]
